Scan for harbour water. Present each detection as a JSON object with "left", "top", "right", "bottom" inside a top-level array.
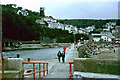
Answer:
[{"left": 2, "top": 47, "right": 63, "bottom": 61}]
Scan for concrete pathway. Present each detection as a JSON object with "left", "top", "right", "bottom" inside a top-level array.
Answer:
[{"left": 43, "top": 46, "right": 78, "bottom": 78}]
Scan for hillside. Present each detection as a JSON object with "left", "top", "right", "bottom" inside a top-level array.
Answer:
[
  {"left": 59, "top": 19, "right": 119, "bottom": 29},
  {"left": 2, "top": 4, "right": 89, "bottom": 43}
]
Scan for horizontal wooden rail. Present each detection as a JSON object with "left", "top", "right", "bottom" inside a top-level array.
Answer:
[
  {"left": 22, "top": 62, "right": 48, "bottom": 64},
  {"left": 69, "top": 62, "right": 74, "bottom": 64},
  {"left": 22, "top": 70, "right": 48, "bottom": 76}
]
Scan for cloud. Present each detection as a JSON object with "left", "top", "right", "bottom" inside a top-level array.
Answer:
[{"left": 1, "top": 0, "right": 118, "bottom": 19}]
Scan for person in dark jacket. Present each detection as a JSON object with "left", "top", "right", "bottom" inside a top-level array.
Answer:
[
  {"left": 57, "top": 50, "right": 61, "bottom": 62},
  {"left": 61, "top": 51, "right": 65, "bottom": 63},
  {"left": 114, "top": 49, "right": 115, "bottom": 53}
]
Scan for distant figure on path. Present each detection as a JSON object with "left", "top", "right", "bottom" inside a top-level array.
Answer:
[
  {"left": 57, "top": 50, "right": 61, "bottom": 62},
  {"left": 63, "top": 46, "right": 66, "bottom": 53},
  {"left": 98, "top": 48, "right": 99, "bottom": 51},
  {"left": 114, "top": 49, "right": 115, "bottom": 53},
  {"left": 61, "top": 51, "right": 65, "bottom": 63}
]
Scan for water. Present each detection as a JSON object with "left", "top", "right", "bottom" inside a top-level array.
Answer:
[{"left": 2, "top": 47, "right": 63, "bottom": 61}]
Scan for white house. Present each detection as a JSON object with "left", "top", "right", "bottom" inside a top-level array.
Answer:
[
  {"left": 85, "top": 25, "right": 95, "bottom": 33},
  {"left": 105, "top": 22, "right": 116, "bottom": 29},
  {"left": 103, "top": 28, "right": 110, "bottom": 31},
  {"left": 43, "top": 16, "right": 57, "bottom": 23},
  {"left": 36, "top": 19, "right": 45, "bottom": 25},
  {"left": 91, "top": 34, "right": 101, "bottom": 42},
  {"left": 65, "top": 25, "right": 71, "bottom": 33},
  {"left": 74, "top": 26, "right": 78, "bottom": 34},
  {"left": 106, "top": 22, "right": 116, "bottom": 26},
  {"left": 78, "top": 28, "right": 86, "bottom": 34},
  {"left": 36, "top": 16, "right": 79, "bottom": 34},
  {"left": 48, "top": 22, "right": 64, "bottom": 30},
  {"left": 112, "top": 30, "right": 116, "bottom": 34},
  {"left": 91, "top": 32, "right": 115, "bottom": 42},
  {"left": 57, "top": 23, "right": 64, "bottom": 30},
  {"left": 101, "top": 35, "right": 112, "bottom": 42},
  {"left": 107, "top": 25, "right": 114, "bottom": 29},
  {"left": 17, "top": 9, "right": 29, "bottom": 16}
]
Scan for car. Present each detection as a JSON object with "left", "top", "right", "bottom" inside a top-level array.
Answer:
[
  {"left": 81, "top": 41, "right": 84, "bottom": 44},
  {"left": 96, "top": 51, "right": 101, "bottom": 54},
  {"left": 115, "top": 38, "right": 120, "bottom": 44},
  {"left": 115, "top": 41, "right": 120, "bottom": 44}
]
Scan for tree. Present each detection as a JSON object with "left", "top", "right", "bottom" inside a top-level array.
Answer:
[
  {"left": 17, "top": 7, "right": 22, "bottom": 10},
  {"left": 116, "top": 19, "right": 120, "bottom": 26},
  {"left": 2, "top": 4, "right": 90, "bottom": 42}
]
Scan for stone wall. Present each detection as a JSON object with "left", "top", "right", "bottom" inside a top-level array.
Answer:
[
  {"left": 0, "top": 58, "right": 24, "bottom": 78},
  {"left": 74, "top": 58, "right": 119, "bottom": 75},
  {"left": 77, "top": 36, "right": 93, "bottom": 58},
  {"left": 4, "top": 58, "right": 23, "bottom": 70},
  {"left": 77, "top": 44, "right": 90, "bottom": 58}
]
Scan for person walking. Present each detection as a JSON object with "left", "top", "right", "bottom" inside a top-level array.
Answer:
[
  {"left": 61, "top": 51, "right": 65, "bottom": 63},
  {"left": 57, "top": 50, "right": 61, "bottom": 63},
  {"left": 114, "top": 49, "right": 115, "bottom": 53}
]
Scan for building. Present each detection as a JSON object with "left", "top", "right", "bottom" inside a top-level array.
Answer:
[
  {"left": 91, "top": 32, "right": 115, "bottom": 42},
  {"left": 36, "top": 16, "right": 79, "bottom": 34},
  {"left": 64, "top": 25, "right": 71, "bottom": 33},
  {"left": 36, "top": 19, "right": 45, "bottom": 25},
  {"left": 43, "top": 16, "right": 57, "bottom": 23},
  {"left": 78, "top": 28, "right": 86, "bottom": 34},
  {"left": 17, "top": 9, "right": 29, "bottom": 16},
  {"left": 91, "top": 34, "right": 101, "bottom": 42},
  {"left": 85, "top": 25, "right": 95, "bottom": 33},
  {"left": 101, "top": 32, "right": 115, "bottom": 41},
  {"left": 48, "top": 22, "right": 64, "bottom": 30}
]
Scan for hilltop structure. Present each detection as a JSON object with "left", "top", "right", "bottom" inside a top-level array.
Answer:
[{"left": 40, "top": 7, "right": 45, "bottom": 17}]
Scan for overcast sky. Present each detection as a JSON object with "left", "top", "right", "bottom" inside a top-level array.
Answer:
[{"left": 1, "top": 0, "right": 120, "bottom": 19}]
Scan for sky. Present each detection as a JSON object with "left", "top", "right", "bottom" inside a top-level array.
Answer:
[{"left": 1, "top": 0, "right": 120, "bottom": 19}]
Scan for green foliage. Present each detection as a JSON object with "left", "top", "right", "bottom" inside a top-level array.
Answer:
[
  {"left": 58, "top": 19, "right": 117, "bottom": 28},
  {"left": 57, "top": 35, "right": 74, "bottom": 43},
  {"left": 57, "top": 33, "right": 89, "bottom": 43},
  {"left": 116, "top": 19, "right": 120, "bottom": 26},
  {"left": 2, "top": 4, "right": 89, "bottom": 43},
  {"left": 89, "top": 29, "right": 101, "bottom": 34},
  {"left": 2, "top": 5, "right": 40, "bottom": 40}
]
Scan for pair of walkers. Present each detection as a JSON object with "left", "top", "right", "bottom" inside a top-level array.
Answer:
[{"left": 57, "top": 50, "right": 65, "bottom": 63}]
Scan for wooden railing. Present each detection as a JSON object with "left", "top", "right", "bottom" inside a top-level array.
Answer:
[
  {"left": 1, "top": 52, "right": 4, "bottom": 79},
  {"left": 22, "top": 62, "right": 48, "bottom": 80},
  {"left": 69, "top": 62, "right": 74, "bottom": 79}
]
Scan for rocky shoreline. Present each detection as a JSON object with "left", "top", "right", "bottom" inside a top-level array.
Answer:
[{"left": 2, "top": 43, "right": 71, "bottom": 51}]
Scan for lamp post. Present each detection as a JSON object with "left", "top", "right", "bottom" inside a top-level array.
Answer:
[
  {"left": 72, "top": 27, "right": 76, "bottom": 48},
  {"left": 74, "top": 33, "right": 76, "bottom": 48},
  {"left": 74, "top": 33, "right": 76, "bottom": 43}
]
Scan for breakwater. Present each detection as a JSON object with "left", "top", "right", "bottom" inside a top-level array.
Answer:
[
  {"left": 75, "top": 36, "right": 119, "bottom": 78},
  {"left": 77, "top": 44, "right": 90, "bottom": 58},
  {"left": 77, "top": 36, "right": 93, "bottom": 58}
]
